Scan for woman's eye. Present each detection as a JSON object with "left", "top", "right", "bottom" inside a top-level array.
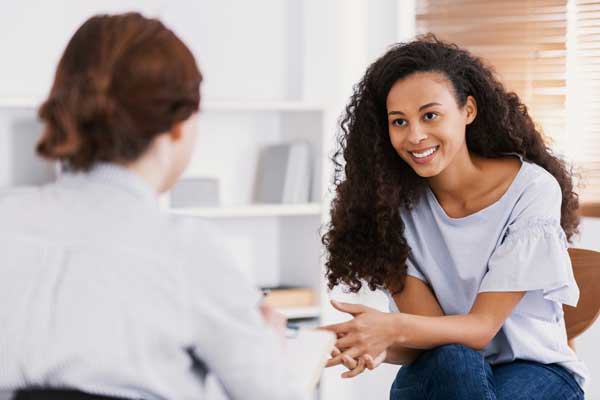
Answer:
[
  {"left": 392, "top": 119, "right": 407, "bottom": 127},
  {"left": 424, "top": 112, "right": 438, "bottom": 121}
]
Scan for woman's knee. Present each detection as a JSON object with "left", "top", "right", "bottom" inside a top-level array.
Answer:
[
  {"left": 392, "top": 344, "right": 495, "bottom": 400},
  {"left": 420, "top": 344, "right": 491, "bottom": 380},
  {"left": 398, "top": 344, "right": 488, "bottom": 382},
  {"left": 425, "top": 344, "right": 482, "bottom": 364}
]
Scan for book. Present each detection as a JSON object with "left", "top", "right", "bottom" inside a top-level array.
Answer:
[
  {"left": 262, "top": 287, "right": 316, "bottom": 308},
  {"left": 285, "top": 329, "right": 336, "bottom": 393},
  {"left": 282, "top": 142, "right": 311, "bottom": 203},
  {"left": 169, "top": 177, "right": 220, "bottom": 208},
  {"left": 253, "top": 141, "right": 311, "bottom": 204}
]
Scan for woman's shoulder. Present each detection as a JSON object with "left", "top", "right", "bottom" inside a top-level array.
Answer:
[
  {"left": 0, "top": 185, "right": 48, "bottom": 221},
  {"left": 508, "top": 160, "right": 563, "bottom": 223},
  {"left": 515, "top": 160, "right": 562, "bottom": 201},
  {"left": 490, "top": 154, "right": 560, "bottom": 199}
]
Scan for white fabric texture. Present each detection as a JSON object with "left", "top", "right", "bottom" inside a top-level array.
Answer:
[{"left": 0, "top": 163, "right": 307, "bottom": 400}]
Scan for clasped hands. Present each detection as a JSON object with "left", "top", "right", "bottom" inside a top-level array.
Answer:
[{"left": 321, "top": 300, "right": 398, "bottom": 378}]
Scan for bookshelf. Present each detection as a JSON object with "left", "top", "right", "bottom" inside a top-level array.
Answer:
[
  {"left": 0, "top": 1, "right": 405, "bottom": 399},
  {"left": 170, "top": 203, "right": 321, "bottom": 218},
  {"left": 202, "top": 100, "right": 325, "bottom": 112},
  {"left": 278, "top": 306, "right": 322, "bottom": 320}
]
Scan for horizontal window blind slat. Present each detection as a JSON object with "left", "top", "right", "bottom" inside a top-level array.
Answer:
[
  {"left": 418, "top": 0, "right": 600, "bottom": 202},
  {"left": 573, "top": 0, "right": 600, "bottom": 201}
]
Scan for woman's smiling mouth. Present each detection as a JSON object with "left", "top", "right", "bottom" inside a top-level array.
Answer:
[{"left": 408, "top": 145, "right": 439, "bottom": 164}]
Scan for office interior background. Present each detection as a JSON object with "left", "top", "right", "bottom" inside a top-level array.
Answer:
[{"left": 1, "top": 0, "right": 599, "bottom": 399}]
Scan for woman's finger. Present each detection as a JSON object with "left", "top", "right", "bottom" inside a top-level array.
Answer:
[
  {"left": 319, "top": 320, "right": 353, "bottom": 335},
  {"left": 342, "top": 356, "right": 366, "bottom": 378},
  {"left": 365, "top": 350, "right": 387, "bottom": 370},
  {"left": 330, "top": 300, "right": 368, "bottom": 316},
  {"left": 340, "top": 347, "right": 364, "bottom": 360},
  {"left": 326, "top": 354, "right": 343, "bottom": 368},
  {"left": 335, "top": 333, "right": 359, "bottom": 349},
  {"left": 341, "top": 353, "right": 358, "bottom": 370},
  {"left": 327, "top": 346, "right": 364, "bottom": 368},
  {"left": 330, "top": 345, "right": 341, "bottom": 357},
  {"left": 364, "top": 354, "right": 375, "bottom": 370}
]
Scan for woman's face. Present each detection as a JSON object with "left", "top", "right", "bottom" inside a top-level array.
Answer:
[{"left": 386, "top": 71, "right": 476, "bottom": 178}]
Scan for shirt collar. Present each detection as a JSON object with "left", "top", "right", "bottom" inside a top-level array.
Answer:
[{"left": 82, "top": 163, "right": 159, "bottom": 207}]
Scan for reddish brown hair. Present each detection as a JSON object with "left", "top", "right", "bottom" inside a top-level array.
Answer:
[{"left": 37, "top": 12, "right": 202, "bottom": 170}]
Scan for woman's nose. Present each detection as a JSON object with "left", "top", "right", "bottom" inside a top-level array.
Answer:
[{"left": 407, "top": 124, "right": 428, "bottom": 145}]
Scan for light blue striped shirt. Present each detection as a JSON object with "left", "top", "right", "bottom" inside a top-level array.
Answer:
[
  {"left": 387, "top": 158, "right": 589, "bottom": 392},
  {"left": 0, "top": 163, "right": 306, "bottom": 400}
]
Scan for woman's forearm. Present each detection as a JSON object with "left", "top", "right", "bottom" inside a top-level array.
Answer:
[
  {"left": 384, "top": 343, "right": 423, "bottom": 365},
  {"left": 390, "top": 313, "right": 493, "bottom": 351}
]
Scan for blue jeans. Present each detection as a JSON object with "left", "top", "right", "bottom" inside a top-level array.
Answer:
[{"left": 390, "top": 344, "right": 584, "bottom": 400}]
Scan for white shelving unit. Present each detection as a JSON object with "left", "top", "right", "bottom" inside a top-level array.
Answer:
[
  {"left": 0, "top": 1, "right": 405, "bottom": 399},
  {"left": 202, "top": 100, "right": 325, "bottom": 112},
  {"left": 170, "top": 203, "right": 321, "bottom": 218},
  {"left": 278, "top": 305, "right": 321, "bottom": 320}
]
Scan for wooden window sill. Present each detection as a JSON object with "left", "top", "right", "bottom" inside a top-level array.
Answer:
[{"left": 579, "top": 203, "right": 600, "bottom": 218}]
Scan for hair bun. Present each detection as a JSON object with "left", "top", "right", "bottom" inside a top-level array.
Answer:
[{"left": 37, "top": 13, "right": 201, "bottom": 171}]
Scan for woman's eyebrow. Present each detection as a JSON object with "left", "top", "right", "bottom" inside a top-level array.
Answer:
[{"left": 388, "top": 102, "right": 442, "bottom": 116}]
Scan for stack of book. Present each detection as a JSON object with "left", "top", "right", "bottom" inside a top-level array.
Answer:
[
  {"left": 253, "top": 141, "right": 312, "bottom": 204},
  {"left": 262, "top": 286, "right": 315, "bottom": 308}
]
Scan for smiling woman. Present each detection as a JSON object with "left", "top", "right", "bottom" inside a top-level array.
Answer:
[
  {"left": 386, "top": 72, "right": 477, "bottom": 175},
  {"left": 321, "top": 36, "right": 587, "bottom": 399}
]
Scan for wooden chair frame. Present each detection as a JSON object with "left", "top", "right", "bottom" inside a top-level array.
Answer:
[{"left": 564, "top": 248, "right": 600, "bottom": 350}]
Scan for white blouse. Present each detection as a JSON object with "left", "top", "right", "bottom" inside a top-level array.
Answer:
[
  {"left": 387, "top": 157, "right": 589, "bottom": 392},
  {"left": 0, "top": 163, "right": 306, "bottom": 400}
]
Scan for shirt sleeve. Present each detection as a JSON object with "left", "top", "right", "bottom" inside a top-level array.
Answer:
[
  {"left": 478, "top": 173, "right": 579, "bottom": 323},
  {"left": 175, "top": 219, "right": 309, "bottom": 400},
  {"left": 406, "top": 257, "right": 427, "bottom": 282}
]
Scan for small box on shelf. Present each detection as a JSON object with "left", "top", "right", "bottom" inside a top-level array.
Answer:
[{"left": 169, "top": 177, "right": 220, "bottom": 208}]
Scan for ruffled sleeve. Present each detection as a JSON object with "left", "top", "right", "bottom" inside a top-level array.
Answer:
[{"left": 478, "top": 174, "right": 579, "bottom": 323}]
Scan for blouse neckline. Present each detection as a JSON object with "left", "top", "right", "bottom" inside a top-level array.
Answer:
[{"left": 426, "top": 155, "right": 526, "bottom": 224}]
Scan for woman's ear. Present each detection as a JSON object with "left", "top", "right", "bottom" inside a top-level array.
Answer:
[
  {"left": 168, "top": 122, "right": 183, "bottom": 141},
  {"left": 465, "top": 95, "right": 477, "bottom": 125}
]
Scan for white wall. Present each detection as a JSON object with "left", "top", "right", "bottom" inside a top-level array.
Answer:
[{"left": 0, "top": 1, "right": 163, "bottom": 102}]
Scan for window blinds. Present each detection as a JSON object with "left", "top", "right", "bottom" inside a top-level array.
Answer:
[
  {"left": 416, "top": 0, "right": 600, "bottom": 204},
  {"left": 571, "top": 0, "right": 600, "bottom": 203}
]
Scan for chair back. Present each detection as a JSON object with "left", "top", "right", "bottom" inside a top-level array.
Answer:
[{"left": 564, "top": 248, "right": 600, "bottom": 340}]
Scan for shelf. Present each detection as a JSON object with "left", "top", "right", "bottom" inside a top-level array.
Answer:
[
  {"left": 201, "top": 100, "right": 325, "bottom": 112},
  {"left": 276, "top": 306, "right": 321, "bottom": 320},
  {"left": 169, "top": 203, "right": 322, "bottom": 218}
]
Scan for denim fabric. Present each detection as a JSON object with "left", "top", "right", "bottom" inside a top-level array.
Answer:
[{"left": 390, "top": 344, "right": 584, "bottom": 400}]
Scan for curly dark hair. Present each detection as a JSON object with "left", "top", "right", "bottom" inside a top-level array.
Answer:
[{"left": 322, "top": 35, "right": 579, "bottom": 295}]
